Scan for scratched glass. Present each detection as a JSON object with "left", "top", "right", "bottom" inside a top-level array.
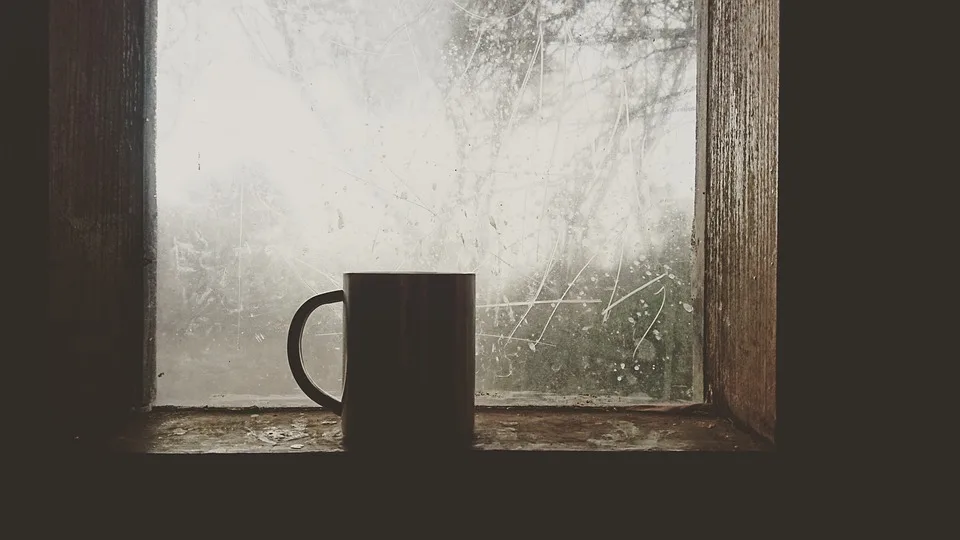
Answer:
[{"left": 155, "top": 0, "right": 698, "bottom": 406}]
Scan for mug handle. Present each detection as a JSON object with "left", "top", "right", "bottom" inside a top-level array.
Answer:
[{"left": 287, "top": 290, "right": 345, "bottom": 415}]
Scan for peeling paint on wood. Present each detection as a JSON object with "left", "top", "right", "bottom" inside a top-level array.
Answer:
[
  {"left": 108, "top": 409, "right": 771, "bottom": 453},
  {"left": 701, "top": 0, "right": 778, "bottom": 442}
]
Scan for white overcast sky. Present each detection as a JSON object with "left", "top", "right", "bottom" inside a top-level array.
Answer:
[{"left": 155, "top": 0, "right": 696, "bottom": 279}]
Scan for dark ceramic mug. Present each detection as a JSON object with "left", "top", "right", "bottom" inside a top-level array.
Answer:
[{"left": 287, "top": 272, "right": 476, "bottom": 451}]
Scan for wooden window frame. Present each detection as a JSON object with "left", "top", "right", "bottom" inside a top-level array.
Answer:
[{"left": 46, "top": 0, "right": 778, "bottom": 451}]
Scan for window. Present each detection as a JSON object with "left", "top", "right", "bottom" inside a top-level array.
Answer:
[
  {"left": 47, "top": 0, "right": 777, "bottom": 449},
  {"left": 154, "top": 0, "right": 701, "bottom": 407}
]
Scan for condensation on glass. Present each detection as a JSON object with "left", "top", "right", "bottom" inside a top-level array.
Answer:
[{"left": 155, "top": 0, "right": 699, "bottom": 407}]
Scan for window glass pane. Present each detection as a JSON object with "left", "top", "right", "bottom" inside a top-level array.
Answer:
[{"left": 155, "top": 0, "right": 698, "bottom": 406}]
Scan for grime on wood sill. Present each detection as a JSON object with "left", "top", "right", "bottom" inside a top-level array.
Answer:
[{"left": 108, "top": 408, "right": 772, "bottom": 453}]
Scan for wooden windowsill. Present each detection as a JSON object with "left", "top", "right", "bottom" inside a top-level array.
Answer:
[{"left": 107, "top": 406, "right": 772, "bottom": 454}]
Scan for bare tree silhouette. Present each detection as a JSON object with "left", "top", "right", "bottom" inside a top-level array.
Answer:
[{"left": 155, "top": 0, "right": 699, "bottom": 403}]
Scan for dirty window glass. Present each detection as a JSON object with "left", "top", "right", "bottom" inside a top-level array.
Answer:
[{"left": 155, "top": 0, "right": 698, "bottom": 406}]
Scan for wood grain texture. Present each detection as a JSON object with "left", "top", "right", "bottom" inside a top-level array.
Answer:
[
  {"left": 690, "top": 0, "right": 710, "bottom": 404},
  {"left": 701, "top": 0, "right": 779, "bottom": 442},
  {"left": 49, "top": 0, "right": 150, "bottom": 437}
]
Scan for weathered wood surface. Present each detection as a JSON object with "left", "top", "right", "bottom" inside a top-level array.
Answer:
[
  {"left": 701, "top": 0, "right": 779, "bottom": 442},
  {"left": 49, "top": 0, "right": 151, "bottom": 438},
  {"left": 108, "top": 409, "right": 772, "bottom": 453}
]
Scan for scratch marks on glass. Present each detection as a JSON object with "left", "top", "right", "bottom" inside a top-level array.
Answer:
[
  {"left": 538, "top": 18, "right": 544, "bottom": 119},
  {"left": 601, "top": 272, "right": 668, "bottom": 321},
  {"left": 622, "top": 79, "right": 643, "bottom": 215},
  {"left": 281, "top": 256, "right": 318, "bottom": 296},
  {"left": 382, "top": 161, "right": 436, "bottom": 216},
  {"left": 477, "top": 334, "right": 556, "bottom": 348},
  {"left": 396, "top": 0, "right": 423, "bottom": 83},
  {"left": 536, "top": 28, "right": 572, "bottom": 263},
  {"left": 534, "top": 250, "right": 600, "bottom": 347},
  {"left": 449, "top": 0, "right": 535, "bottom": 21},
  {"left": 377, "top": 0, "right": 439, "bottom": 55},
  {"left": 504, "top": 235, "right": 560, "bottom": 343},
  {"left": 310, "top": 330, "right": 554, "bottom": 351},
  {"left": 502, "top": 25, "right": 542, "bottom": 137},
  {"left": 586, "top": 73, "right": 626, "bottom": 189},
  {"left": 236, "top": 177, "right": 244, "bottom": 350},
  {"left": 632, "top": 285, "right": 666, "bottom": 360},
  {"left": 326, "top": 159, "right": 439, "bottom": 217},
  {"left": 250, "top": 187, "right": 285, "bottom": 219},
  {"left": 477, "top": 299, "right": 601, "bottom": 308},
  {"left": 328, "top": 40, "right": 382, "bottom": 56},
  {"left": 607, "top": 234, "right": 626, "bottom": 314},
  {"left": 291, "top": 258, "right": 341, "bottom": 289},
  {"left": 459, "top": 25, "right": 485, "bottom": 82}
]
